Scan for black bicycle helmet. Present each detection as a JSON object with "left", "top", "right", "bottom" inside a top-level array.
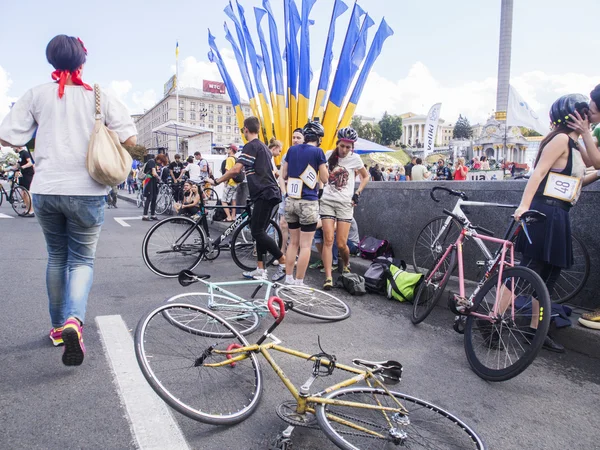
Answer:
[
  {"left": 302, "top": 120, "right": 325, "bottom": 142},
  {"left": 337, "top": 127, "right": 358, "bottom": 142},
  {"left": 549, "top": 94, "right": 589, "bottom": 126}
]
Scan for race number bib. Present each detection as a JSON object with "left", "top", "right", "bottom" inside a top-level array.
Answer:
[
  {"left": 299, "top": 165, "right": 318, "bottom": 189},
  {"left": 287, "top": 178, "right": 302, "bottom": 199},
  {"left": 543, "top": 173, "right": 580, "bottom": 203}
]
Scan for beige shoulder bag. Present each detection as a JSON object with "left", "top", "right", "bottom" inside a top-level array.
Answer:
[{"left": 86, "top": 84, "right": 133, "bottom": 186}]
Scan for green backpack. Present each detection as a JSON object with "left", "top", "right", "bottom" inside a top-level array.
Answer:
[{"left": 386, "top": 262, "right": 423, "bottom": 302}]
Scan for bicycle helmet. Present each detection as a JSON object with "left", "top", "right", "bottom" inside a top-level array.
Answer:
[
  {"left": 302, "top": 120, "right": 325, "bottom": 143},
  {"left": 549, "top": 94, "right": 589, "bottom": 126},
  {"left": 337, "top": 127, "right": 358, "bottom": 143}
]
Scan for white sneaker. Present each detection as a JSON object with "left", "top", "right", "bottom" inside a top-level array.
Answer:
[
  {"left": 243, "top": 268, "right": 267, "bottom": 280},
  {"left": 272, "top": 265, "right": 286, "bottom": 282}
]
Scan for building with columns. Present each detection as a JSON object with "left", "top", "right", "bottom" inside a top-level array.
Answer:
[
  {"left": 134, "top": 86, "right": 251, "bottom": 159},
  {"left": 400, "top": 112, "right": 453, "bottom": 147},
  {"left": 472, "top": 119, "right": 528, "bottom": 163}
]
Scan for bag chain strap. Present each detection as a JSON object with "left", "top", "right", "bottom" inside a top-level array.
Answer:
[{"left": 94, "top": 84, "right": 101, "bottom": 119}]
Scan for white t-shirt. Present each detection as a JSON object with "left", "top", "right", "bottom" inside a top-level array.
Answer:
[
  {"left": 0, "top": 83, "right": 137, "bottom": 196},
  {"left": 196, "top": 158, "right": 209, "bottom": 181},
  {"left": 322, "top": 151, "right": 363, "bottom": 203},
  {"left": 185, "top": 162, "right": 202, "bottom": 183},
  {"left": 411, "top": 164, "right": 429, "bottom": 181}
]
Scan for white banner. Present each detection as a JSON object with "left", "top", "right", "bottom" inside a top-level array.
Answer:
[
  {"left": 468, "top": 170, "right": 504, "bottom": 181},
  {"left": 423, "top": 103, "right": 442, "bottom": 158},
  {"left": 507, "top": 86, "right": 549, "bottom": 136}
]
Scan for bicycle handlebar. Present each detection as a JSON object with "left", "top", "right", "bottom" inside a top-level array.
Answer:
[
  {"left": 268, "top": 296, "right": 286, "bottom": 323},
  {"left": 430, "top": 186, "right": 469, "bottom": 203}
]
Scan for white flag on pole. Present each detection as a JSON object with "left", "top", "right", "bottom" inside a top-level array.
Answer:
[
  {"left": 507, "top": 85, "right": 549, "bottom": 136},
  {"left": 423, "top": 103, "right": 442, "bottom": 157}
]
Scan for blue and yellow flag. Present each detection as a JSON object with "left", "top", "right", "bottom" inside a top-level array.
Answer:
[
  {"left": 350, "top": 14, "right": 374, "bottom": 79},
  {"left": 321, "top": 2, "right": 365, "bottom": 149},
  {"left": 312, "top": 0, "right": 348, "bottom": 121},
  {"left": 176, "top": 40, "right": 179, "bottom": 58},
  {"left": 236, "top": 0, "right": 274, "bottom": 141},
  {"left": 207, "top": 32, "right": 246, "bottom": 140},
  {"left": 338, "top": 18, "right": 394, "bottom": 129},
  {"left": 263, "top": 0, "right": 288, "bottom": 161},
  {"left": 224, "top": 1, "right": 246, "bottom": 60},
  {"left": 286, "top": 0, "right": 302, "bottom": 132},
  {"left": 297, "top": 0, "right": 316, "bottom": 128}
]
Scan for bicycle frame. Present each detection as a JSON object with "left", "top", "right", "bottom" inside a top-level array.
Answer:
[
  {"left": 205, "top": 338, "right": 409, "bottom": 436},
  {"left": 198, "top": 277, "right": 277, "bottom": 315},
  {"left": 426, "top": 225, "right": 517, "bottom": 321},
  {"left": 173, "top": 207, "right": 250, "bottom": 250}
]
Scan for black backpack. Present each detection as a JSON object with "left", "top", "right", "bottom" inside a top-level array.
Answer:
[
  {"left": 212, "top": 200, "right": 227, "bottom": 222},
  {"left": 364, "top": 257, "right": 405, "bottom": 294},
  {"left": 335, "top": 273, "right": 366, "bottom": 296},
  {"left": 221, "top": 156, "right": 245, "bottom": 183}
]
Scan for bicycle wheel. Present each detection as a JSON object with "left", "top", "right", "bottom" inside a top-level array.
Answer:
[
  {"left": 411, "top": 248, "right": 456, "bottom": 325},
  {"left": 155, "top": 190, "right": 171, "bottom": 215},
  {"left": 203, "top": 187, "right": 219, "bottom": 206},
  {"left": 11, "top": 186, "right": 31, "bottom": 216},
  {"left": 315, "top": 387, "right": 485, "bottom": 450},
  {"left": 135, "top": 303, "right": 263, "bottom": 425},
  {"left": 275, "top": 285, "right": 350, "bottom": 321},
  {"left": 136, "top": 190, "right": 144, "bottom": 208},
  {"left": 142, "top": 217, "right": 205, "bottom": 277},
  {"left": 230, "top": 218, "right": 282, "bottom": 271},
  {"left": 412, "top": 216, "right": 461, "bottom": 274},
  {"left": 165, "top": 292, "right": 261, "bottom": 336},
  {"left": 550, "top": 234, "right": 590, "bottom": 304},
  {"left": 464, "top": 266, "right": 551, "bottom": 381}
]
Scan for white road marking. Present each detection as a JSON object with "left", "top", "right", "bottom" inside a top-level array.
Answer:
[
  {"left": 114, "top": 216, "right": 143, "bottom": 227},
  {"left": 0, "top": 213, "right": 14, "bottom": 219},
  {"left": 96, "top": 315, "right": 190, "bottom": 450}
]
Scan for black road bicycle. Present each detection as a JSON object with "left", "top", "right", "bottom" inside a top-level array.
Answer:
[
  {"left": 142, "top": 201, "right": 282, "bottom": 277},
  {"left": 0, "top": 172, "right": 31, "bottom": 216}
]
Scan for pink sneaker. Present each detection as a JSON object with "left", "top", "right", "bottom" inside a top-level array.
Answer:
[
  {"left": 61, "top": 317, "right": 85, "bottom": 366},
  {"left": 49, "top": 327, "right": 64, "bottom": 347}
]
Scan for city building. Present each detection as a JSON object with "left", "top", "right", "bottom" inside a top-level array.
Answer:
[
  {"left": 399, "top": 112, "right": 453, "bottom": 147},
  {"left": 133, "top": 84, "right": 251, "bottom": 158},
  {"left": 354, "top": 115, "right": 377, "bottom": 126}
]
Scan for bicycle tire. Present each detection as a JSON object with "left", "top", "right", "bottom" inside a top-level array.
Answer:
[
  {"left": 203, "top": 187, "right": 219, "bottom": 206},
  {"left": 164, "top": 292, "right": 261, "bottom": 336},
  {"left": 135, "top": 302, "right": 263, "bottom": 425},
  {"left": 230, "top": 218, "right": 282, "bottom": 271},
  {"left": 11, "top": 186, "right": 31, "bottom": 216},
  {"left": 412, "top": 215, "right": 462, "bottom": 274},
  {"left": 411, "top": 248, "right": 456, "bottom": 325},
  {"left": 315, "top": 387, "right": 486, "bottom": 450},
  {"left": 464, "top": 266, "right": 551, "bottom": 381},
  {"left": 155, "top": 189, "right": 171, "bottom": 215},
  {"left": 142, "top": 216, "right": 206, "bottom": 277},
  {"left": 0, "top": 189, "right": 4, "bottom": 208},
  {"left": 275, "top": 285, "right": 350, "bottom": 321},
  {"left": 136, "top": 191, "right": 144, "bottom": 208}
]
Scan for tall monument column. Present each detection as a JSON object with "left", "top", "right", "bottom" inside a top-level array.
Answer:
[{"left": 495, "top": 0, "right": 513, "bottom": 120}]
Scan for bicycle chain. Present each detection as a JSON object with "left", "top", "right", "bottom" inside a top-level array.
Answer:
[{"left": 275, "top": 401, "right": 319, "bottom": 429}]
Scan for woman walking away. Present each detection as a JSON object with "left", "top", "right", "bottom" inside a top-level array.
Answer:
[
  {"left": 142, "top": 154, "right": 167, "bottom": 221},
  {"left": 0, "top": 35, "right": 137, "bottom": 366},
  {"left": 514, "top": 94, "right": 599, "bottom": 352},
  {"left": 319, "top": 127, "right": 369, "bottom": 290}
]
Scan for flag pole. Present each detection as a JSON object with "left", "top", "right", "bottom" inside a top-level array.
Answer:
[{"left": 176, "top": 40, "right": 180, "bottom": 155}]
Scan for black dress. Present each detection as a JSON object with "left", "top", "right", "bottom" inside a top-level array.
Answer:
[{"left": 515, "top": 137, "right": 584, "bottom": 269}]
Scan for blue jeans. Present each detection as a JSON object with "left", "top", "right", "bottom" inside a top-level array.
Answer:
[
  {"left": 314, "top": 229, "right": 359, "bottom": 265},
  {"left": 32, "top": 195, "right": 105, "bottom": 327}
]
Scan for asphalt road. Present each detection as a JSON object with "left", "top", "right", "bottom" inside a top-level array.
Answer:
[{"left": 1, "top": 198, "right": 599, "bottom": 450}]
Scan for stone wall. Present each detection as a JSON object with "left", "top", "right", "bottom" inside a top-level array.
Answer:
[{"left": 353, "top": 180, "right": 599, "bottom": 309}]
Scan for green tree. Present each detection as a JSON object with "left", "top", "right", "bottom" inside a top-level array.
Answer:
[
  {"left": 351, "top": 116, "right": 364, "bottom": 134},
  {"left": 453, "top": 115, "right": 473, "bottom": 139},
  {"left": 361, "top": 123, "right": 382, "bottom": 143},
  {"left": 124, "top": 144, "right": 148, "bottom": 161},
  {"left": 520, "top": 127, "right": 542, "bottom": 137},
  {"left": 378, "top": 112, "right": 403, "bottom": 145}
]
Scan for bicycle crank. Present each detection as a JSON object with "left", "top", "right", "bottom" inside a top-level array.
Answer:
[
  {"left": 447, "top": 293, "right": 473, "bottom": 316},
  {"left": 453, "top": 315, "right": 466, "bottom": 334},
  {"left": 275, "top": 401, "right": 318, "bottom": 428}
]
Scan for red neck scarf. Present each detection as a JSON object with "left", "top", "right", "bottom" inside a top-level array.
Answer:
[{"left": 51, "top": 68, "right": 92, "bottom": 99}]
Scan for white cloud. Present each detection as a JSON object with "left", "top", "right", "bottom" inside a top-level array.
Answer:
[
  {"left": 0, "top": 66, "right": 17, "bottom": 123},
  {"left": 105, "top": 80, "right": 133, "bottom": 105},
  {"left": 355, "top": 62, "right": 599, "bottom": 126},
  {"left": 132, "top": 89, "right": 158, "bottom": 112}
]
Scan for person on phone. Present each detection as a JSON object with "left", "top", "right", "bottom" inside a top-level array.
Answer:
[
  {"left": 453, "top": 157, "right": 468, "bottom": 180},
  {"left": 0, "top": 34, "right": 137, "bottom": 366},
  {"left": 514, "top": 94, "right": 600, "bottom": 351}
]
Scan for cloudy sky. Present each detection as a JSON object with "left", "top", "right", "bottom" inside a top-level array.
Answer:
[{"left": 1, "top": 0, "right": 599, "bottom": 126}]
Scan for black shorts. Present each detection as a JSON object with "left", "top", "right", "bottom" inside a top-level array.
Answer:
[{"left": 18, "top": 174, "right": 33, "bottom": 190}]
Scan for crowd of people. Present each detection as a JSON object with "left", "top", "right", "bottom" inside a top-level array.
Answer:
[{"left": 1, "top": 33, "right": 599, "bottom": 370}]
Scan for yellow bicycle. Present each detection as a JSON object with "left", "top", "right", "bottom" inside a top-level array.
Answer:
[{"left": 135, "top": 297, "right": 486, "bottom": 449}]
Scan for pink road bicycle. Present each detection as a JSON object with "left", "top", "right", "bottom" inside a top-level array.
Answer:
[{"left": 411, "top": 207, "right": 551, "bottom": 382}]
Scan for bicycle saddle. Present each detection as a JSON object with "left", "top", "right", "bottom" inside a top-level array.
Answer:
[
  {"left": 178, "top": 269, "right": 211, "bottom": 287},
  {"left": 352, "top": 359, "right": 403, "bottom": 385}
]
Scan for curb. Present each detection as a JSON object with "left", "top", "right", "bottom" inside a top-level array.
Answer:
[
  {"left": 117, "top": 193, "right": 138, "bottom": 205},
  {"left": 344, "top": 255, "right": 600, "bottom": 359}
]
